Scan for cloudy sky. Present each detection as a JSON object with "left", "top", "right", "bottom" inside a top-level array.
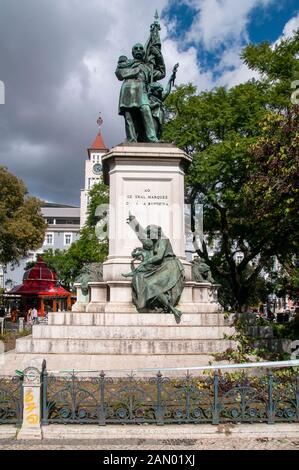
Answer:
[{"left": 0, "top": 0, "right": 298, "bottom": 206}]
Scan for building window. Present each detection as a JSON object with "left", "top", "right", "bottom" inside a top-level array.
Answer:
[
  {"left": 55, "top": 218, "right": 80, "bottom": 225},
  {"left": 64, "top": 233, "right": 72, "bottom": 246},
  {"left": 44, "top": 233, "right": 54, "bottom": 246}
]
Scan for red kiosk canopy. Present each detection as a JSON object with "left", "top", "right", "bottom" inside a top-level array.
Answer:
[{"left": 9, "top": 256, "right": 70, "bottom": 297}]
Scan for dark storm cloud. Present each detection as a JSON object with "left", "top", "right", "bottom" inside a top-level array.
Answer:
[
  {"left": 0, "top": 0, "right": 221, "bottom": 205},
  {"left": 0, "top": 0, "right": 122, "bottom": 205},
  {"left": 0, "top": 0, "right": 211, "bottom": 205}
]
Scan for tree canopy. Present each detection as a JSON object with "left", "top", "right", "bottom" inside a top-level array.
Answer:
[
  {"left": 163, "top": 29, "right": 299, "bottom": 311},
  {"left": 0, "top": 166, "right": 46, "bottom": 265}
]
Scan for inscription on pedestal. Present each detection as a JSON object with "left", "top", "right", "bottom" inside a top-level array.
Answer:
[
  {"left": 126, "top": 190, "right": 169, "bottom": 207},
  {"left": 123, "top": 182, "right": 172, "bottom": 238}
]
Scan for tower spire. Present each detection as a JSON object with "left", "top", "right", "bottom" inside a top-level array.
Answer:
[
  {"left": 97, "top": 113, "right": 103, "bottom": 132},
  {"left": 88, "top": 113, "right": 108, "bottom": 154}
]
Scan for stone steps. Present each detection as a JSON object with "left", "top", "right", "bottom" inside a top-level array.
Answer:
[
  {"left": 16, "top": 337, "right": 235, "bottom": 354},
  {"left": 76, "top": 303, "right": 222, "bottom": 314},
  {"left": 1, "top": 350, "right": 221, "bottom": 375},
  {"left": 16, "top": 311, "right": 235, "bottom": 363},
  {"left": 47, "top": 312, "right": 232, "bottom": 327},
  {"left": 32, "top": 324, "right": 234, "bottom": 340}
]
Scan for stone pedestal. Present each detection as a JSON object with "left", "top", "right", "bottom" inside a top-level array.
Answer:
[
  {"left": 101, "top": 143, "right": 192, "bottom": 285},
  {"left": 86, "top": 282, "right": 107, "bottom": 313}
]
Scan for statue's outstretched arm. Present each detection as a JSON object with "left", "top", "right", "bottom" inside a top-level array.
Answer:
[{"left": 127, "top": 214, "right": 147, "bottom": 242}]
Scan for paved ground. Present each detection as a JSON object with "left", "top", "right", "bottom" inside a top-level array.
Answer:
[
  {"left": 1, "top": 424, "right": 299, "bottom": 450},
  {"left": 0, "top": 437, "right": 298, "bottom": 450}
]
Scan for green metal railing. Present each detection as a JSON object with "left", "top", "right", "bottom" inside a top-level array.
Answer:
[
  {"left": 0, "top": 375, "right": 23, "bottom": 425},
  {"left": 1, "top": 360, "right": 298, "bottom": 426},
  {"left": 40, "top": 360, "right": 299, "bottom": 426}
]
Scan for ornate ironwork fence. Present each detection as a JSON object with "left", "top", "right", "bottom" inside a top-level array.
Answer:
[
  {"left": 0, "top": 375, "right": 23, "bottom": 425},
  {"left": 41, "top": 365, "right": 299, "bottom": 426}
]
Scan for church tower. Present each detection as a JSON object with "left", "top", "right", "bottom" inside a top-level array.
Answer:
[{"left": 80, "top": 117, "right": 109, "bottom": 228}]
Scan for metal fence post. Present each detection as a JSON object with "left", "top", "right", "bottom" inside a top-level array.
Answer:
[
  {"left": 185, "top": 371, "right": 191, "bottom": 422},
  {"left": 17, "top": 375, "right": 24, "bottom": 427},
  {"left": 212, "top": 370, "right": 220, "bottom": 425},
  {"left": 41, "top": 360, "right": 48, "bottom": 426},
  {"left": 155, "top": 371, "right": 164, "bottom": 426},
  {"left": 267, "top": 371, "right": 275, "bottom": 424},
  {"left": 0, "top": 318, "right": 4, "bottom": 335},
  {"left": 98, "top": 370, "right": 106, "bottom": 426},
  {"left": 296, "top": 376, "right": 299, "bottom": 422}
]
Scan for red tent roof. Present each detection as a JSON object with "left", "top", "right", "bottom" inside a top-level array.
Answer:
[
  {"left": 23, "top": 256, "right": 57, "bottom": 282},
  {"left": 8, "top": 256, "right": 70, "bottom": 297}
]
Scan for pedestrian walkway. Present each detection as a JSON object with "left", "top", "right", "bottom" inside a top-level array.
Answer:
[{"left": 1, "top": 424, "right": 299, "bottom": 450}]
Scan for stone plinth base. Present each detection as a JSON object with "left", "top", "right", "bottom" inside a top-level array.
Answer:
[
  {"left": 47, "top": 311, "right": 231, "bottom": 327},
  {"left": 16, "top": 337, "right": 234, "bottom": 355},
  {"left": 72, "top": 302, "right": 88, "bottom": 312},
  {"left": 73, "top": 280, "right": 222, "bottom": 314},
  {"left": 16, "top": 309, "right": 235, "bottom": 362}
]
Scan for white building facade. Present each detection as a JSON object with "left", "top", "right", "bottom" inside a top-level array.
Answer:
[{"left": 80, "top": 130, "right": 108, "bottom": 228}]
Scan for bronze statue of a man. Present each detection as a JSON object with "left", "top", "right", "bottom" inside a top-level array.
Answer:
[{"left": 115, "top": 43, "right": 166, "bottom": 142}]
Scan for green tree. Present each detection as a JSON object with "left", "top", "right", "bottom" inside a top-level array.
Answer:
[
  {"left": 242, "top": 29, "right": 299, "bottom": 109},
  {"left": 163, "top": 29, "right": 299, "bottom": 311},
  {"left": 241, "top": 32, "right": 299, "bottom": 305},
  {"left": 0, "top": 166, "right": 46, "bottom": 265},
  {"left": 85, "top": 178, "right": 109, "bottom": 228},
  {"left": 43, "top": 180, "right": 109, "bottom": 288},
  {"left": 244, "top": 107, "right": 299, "bottom": 302}
]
